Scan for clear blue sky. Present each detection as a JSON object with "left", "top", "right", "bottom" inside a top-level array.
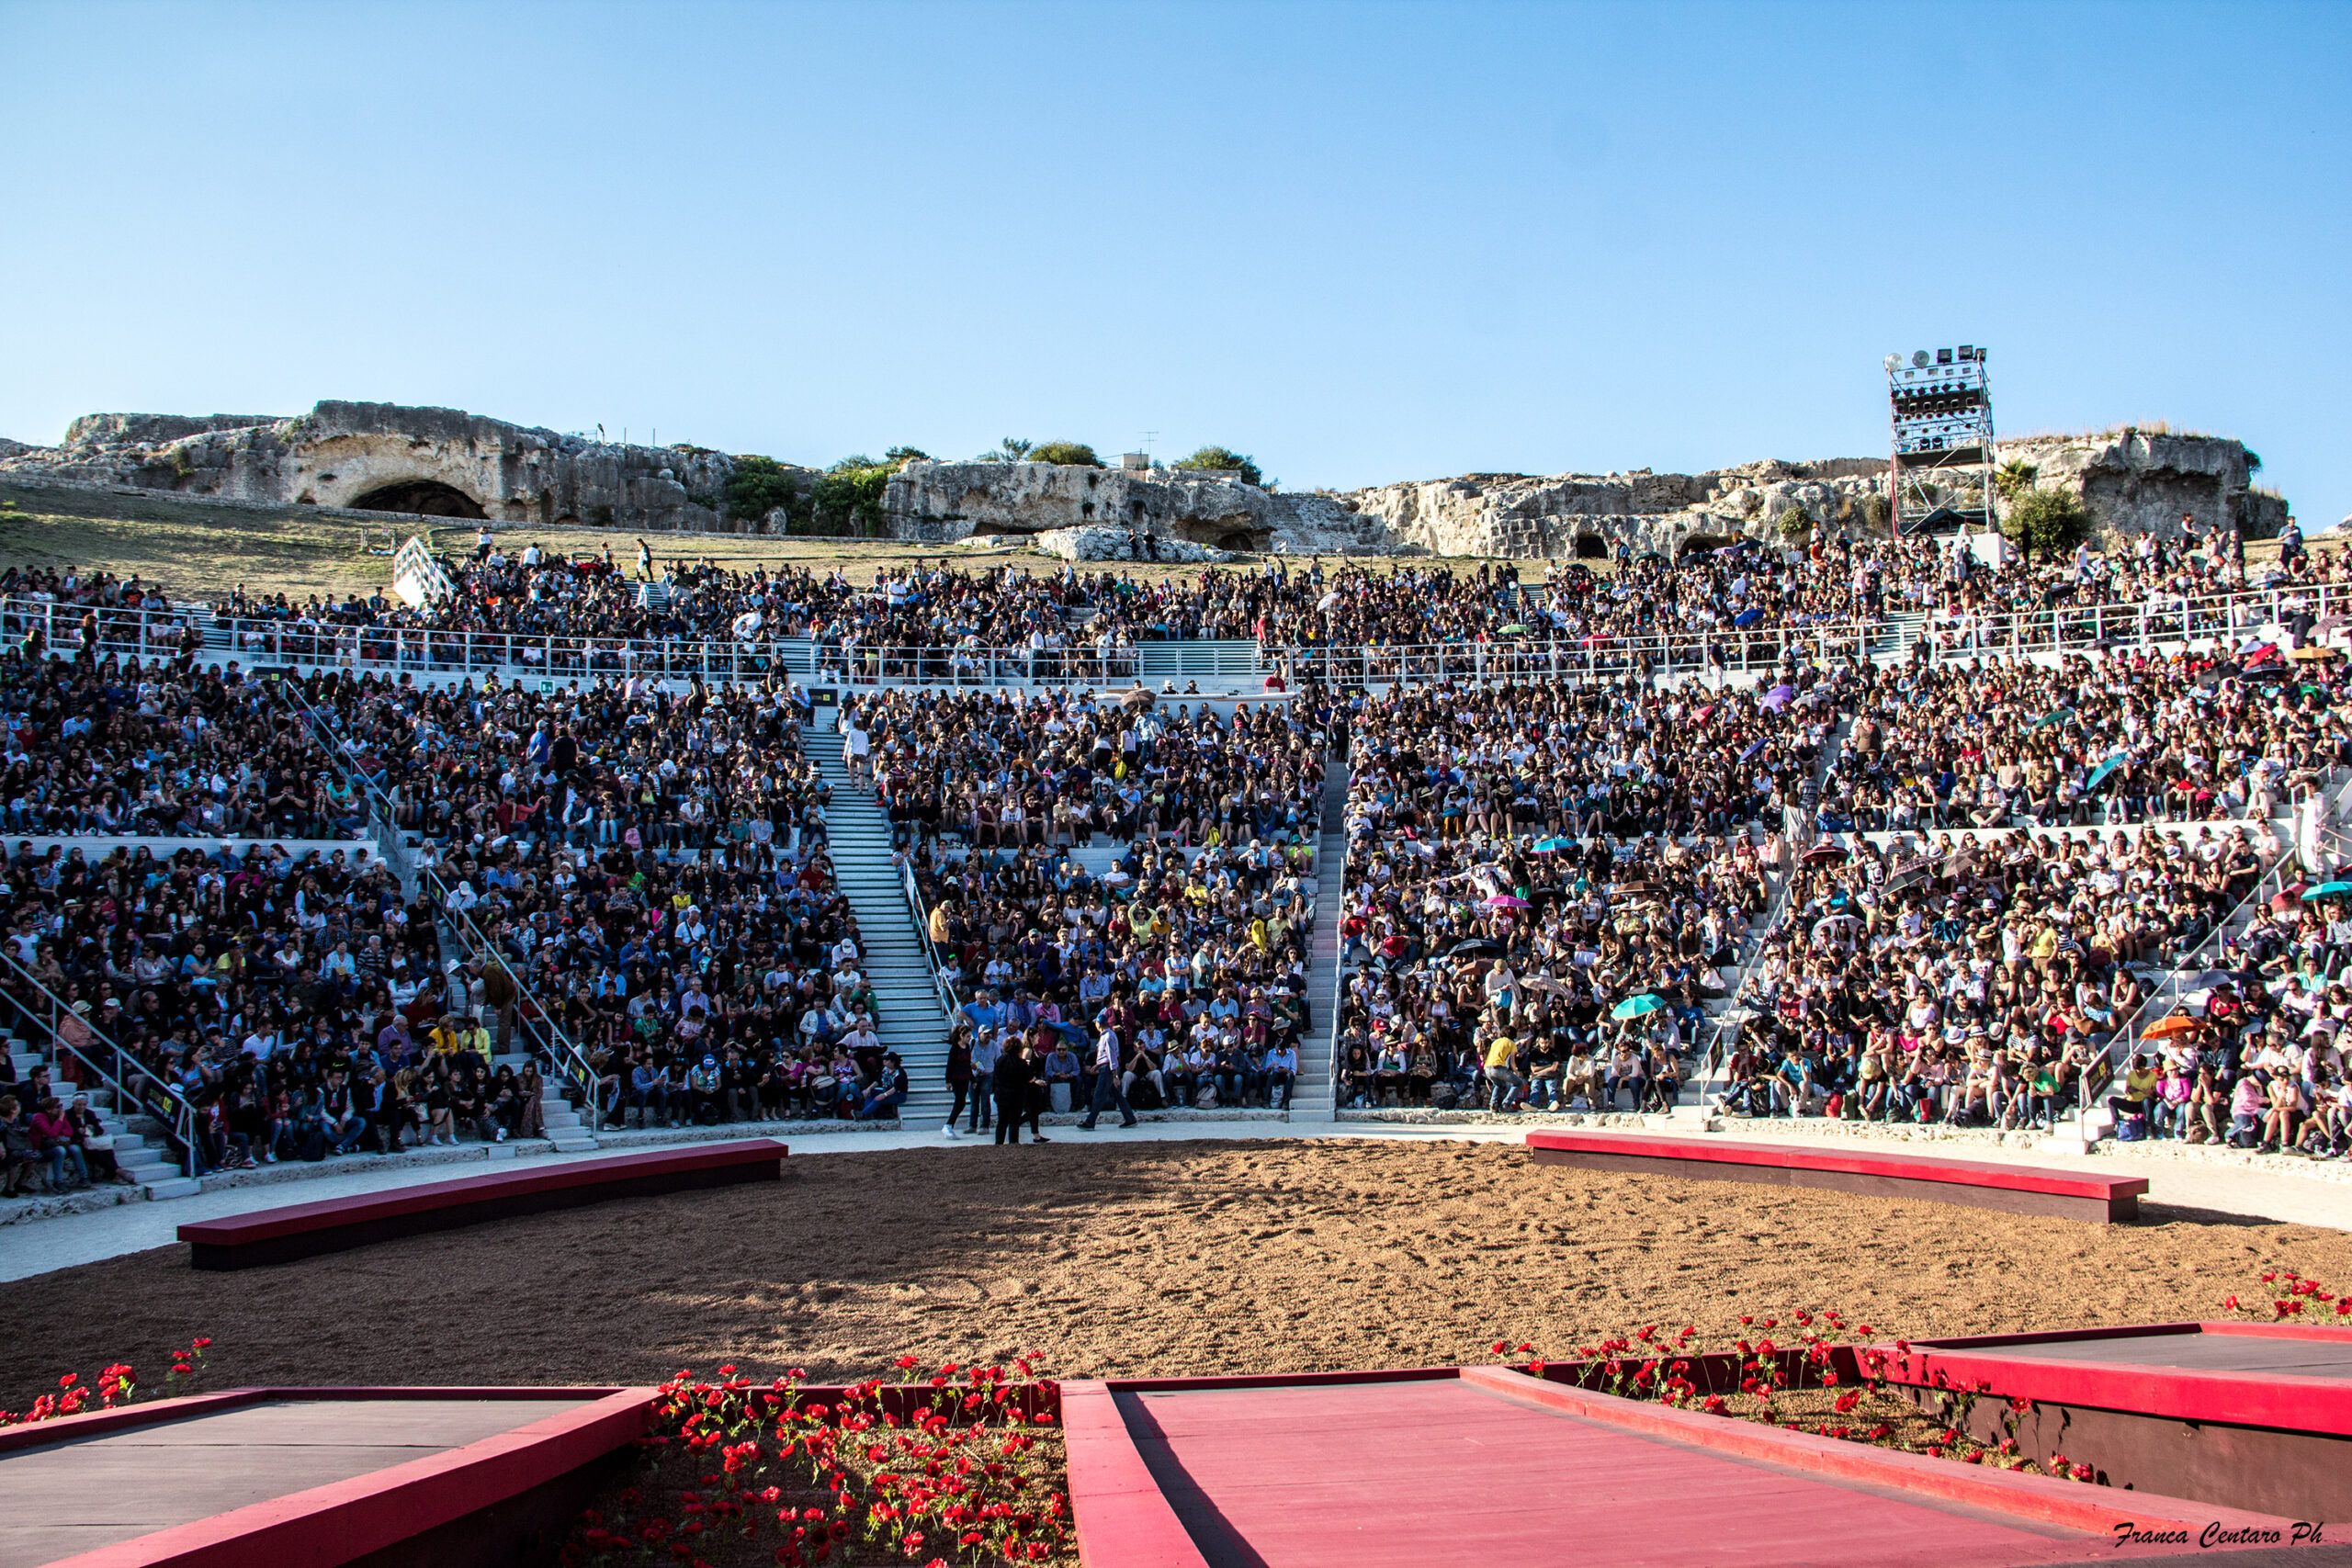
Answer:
[{"left": 6, "top": 0, "right": 2346, "bottom": 524}]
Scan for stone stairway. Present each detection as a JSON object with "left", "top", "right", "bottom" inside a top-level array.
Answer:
[
  {"left": 5, "top": 1030, "right": 197, "bottom": 1198},
  {"left": 1866, "top": 609, "right": 1928, "bottom": 660},
  {"left": 491, "top": 1051, "right": 598, "bottom": 1152},
  {"left": 1686, "top": 713, "right": 1853, "bottom": 1108},
  {"left": 803, "top": 725, "right": 953, "bottom": 1122},
  {"left": 437, "top": 910, "right": 597, "bottom": 1153},
  {"left": 1290, "top": 761, "right": 1351, "bottom": 1120}
]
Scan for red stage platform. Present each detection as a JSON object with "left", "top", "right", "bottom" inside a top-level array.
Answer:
[
  {"left": 177, "top": 1137, "right": 789, "bottom": 1269},
  {"left": 1526, "top": 1129, "right": 2147, "bottom": 1221},
  {"left": 13, "top": 1353, "right": 2344, "bottom": 1566},
  {"left": 0, "top": 1387, "right": 650, "bottom": 1568},
  {"left": 1875, "top": 1321, "right": 2352, "bottom": 1520},
  {"left": 1060, "top": 1368, "right": 2338, "bottom": 1567}
]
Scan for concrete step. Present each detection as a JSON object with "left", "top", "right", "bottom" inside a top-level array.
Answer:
[{"left": 144, "top": 1177, "right": 201, "bottom": 1200}]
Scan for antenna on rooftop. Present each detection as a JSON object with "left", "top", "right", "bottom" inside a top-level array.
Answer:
[{"left": 1142, "top": 430, "right": 1158, "bottom": 466}]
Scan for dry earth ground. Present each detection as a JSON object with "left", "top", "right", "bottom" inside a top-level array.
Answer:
[{"left": 1, "top": 1140, "right": 2341, "bottom": 1405}]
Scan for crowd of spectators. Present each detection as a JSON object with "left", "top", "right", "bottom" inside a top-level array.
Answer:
[
  {"left": 2091, "top": 856, "right": 2352, "bottom": 1158},
  {"left": 277, "top": 668, "right": 910, "bottom": 1129},
  {"left": 845, "top": 686, "right": 1330, "bottom": 852},
  {"left": 0, "top": 651, "right": 365, "bottom": 838},
  {"left": 846, "top": 683, "right": 1335, "bottom": 1121},
  {"left": 1326, "top": 672, "right": 1831, "bottom": 1111},
  {"left": 917, "top": 834, "right": 1319, "bottom": 1119},
  {"left": 0, "top": 838, "right": 458, "bottom": 1178},
  {"left": 1818, "top": 649, "right": 2352, "bottom": 833},
  {"left": 1714, "top": 827, "right": 2270, "bottom": 1129}
]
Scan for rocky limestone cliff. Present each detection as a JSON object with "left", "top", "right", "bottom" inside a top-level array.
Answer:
[
  {"left": 1997, "top": 428, "right": 2284, "bottom": 541},
  {"left": 1337, "top": 434, "right": 2279, "bottom": 559},
  {"left": 881, "top": 459, "right": 1394, "bottom": 556},
  {"left": 0, "top": 400, "right": 805, "bottom": 534},
  {"left": 0, "top": 399, "right": 2286, "bottom": 559}
]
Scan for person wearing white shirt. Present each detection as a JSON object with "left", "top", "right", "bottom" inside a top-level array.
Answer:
[{"left": 1079, "top": 1026, "right": 1136, "bottom": 1130}]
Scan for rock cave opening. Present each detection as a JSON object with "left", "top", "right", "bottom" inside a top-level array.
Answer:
[
  {"left": 1573, "top": 532, "right": 1608, "bottom": 559},
  {"left": 348, "top": 479, "right": 489, "bottom": 520}
]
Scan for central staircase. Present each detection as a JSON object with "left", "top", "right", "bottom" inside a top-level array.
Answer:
[
  {"left": 1290, "top": 761, "right": 1350, "bottom": 1120},
  {"left": 803, "top": 721, "right": 954, "bottom": 1124}
]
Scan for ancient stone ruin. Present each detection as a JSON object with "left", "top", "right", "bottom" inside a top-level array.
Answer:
[
  {"left": 0, "top": 401, "right": 769, "bottom": 534},
  {"left": 0, "top": 400, "right": 2286, "bottom": 559}
]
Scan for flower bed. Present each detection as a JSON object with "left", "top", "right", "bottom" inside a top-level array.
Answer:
[
  {"left": 0, "top": 1336, "right": 211, "bottom": 1425},
  {"left": 1491, "top": 1310, "right": 2100, "bottom": 1479},
  {"left": 562, "top": 1359, "right": 1071, "bottom": 1568},
  {"left": 2221, "top": 1267, "right": 2349, "bottom": 1322}
]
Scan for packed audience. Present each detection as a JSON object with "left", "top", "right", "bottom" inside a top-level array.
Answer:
[
  {"left": 845, "top": 686, "right": 1331, "bottom": 851},
  {"left": 1714, "top": 827, "right": 2270, "bottom": 1129},
  {"left": 277, "top": 668, "right": 909, "bottom": 1130},
  {"left": 0, "top": 651, "right": 364, "bottom": 838},
  {"left": 6, "top": 516, "right": 2352, "bottom": 1181},
  {"left": 1820, "top": 649, "right": 2352, "bottom": 832},
  {"left": 0, "top": 838, "right": 454, "bottom": 1177},
  {"left": 1325, "top": 672, "right": 1832, "bottom": 1111},
  {"left": 840, "top": 682, "right": 1335, "bottom": 1117}
]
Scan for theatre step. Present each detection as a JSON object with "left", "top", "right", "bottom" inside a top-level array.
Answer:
[
  {"left": 1290, "top": 759, "right": 1350, "bottom": 1121},
  {"left": 804, "top": 727, "right": 955, "bottom": 1122},
  {"left": 7, "top": 1032, "right": 191, "bottom": 1191}
]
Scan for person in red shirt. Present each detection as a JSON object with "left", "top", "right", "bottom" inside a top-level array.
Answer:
[{"left": 28, "top": 1096, "right": 87, "bottom": 1190}]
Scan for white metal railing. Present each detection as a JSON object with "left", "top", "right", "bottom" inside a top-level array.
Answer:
[
  {"left": 0, "top": 948, "right": 197, "bottom": 1179},
  {"left": 10, "top": 577, "right": 2349, "bottom": 693},
  {"left": 2075, "top": 841, "right": 2295, "bottom": 1142},
  {"left": 264, "top": 674, "right": 605, "bottom": 1121},
  {"left": 899, "top": 860, "right": 968, "bottom": 1030}
]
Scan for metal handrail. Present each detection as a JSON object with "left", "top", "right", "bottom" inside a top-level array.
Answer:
[
  {"left": 899, "top": 860, "right": 968, "bottom": 1030},
  {"left": 416, "top": 863, "right": 605, "bottom": 1123},
  {"left": 1323, "top": 818, "right": 1351, "bottom": 1119},
  {"left": 0, "top": 948, "right": 196, "bottom": 1178},
  {"left": 10, "top": 576, "right": 2349, "bottom": 692},
  {"left": 264, "top": 672, "right": 605, "bottom": 1122},
  {"left": 2075, "top": 838, "right": 2296, "bottom": 1141}
]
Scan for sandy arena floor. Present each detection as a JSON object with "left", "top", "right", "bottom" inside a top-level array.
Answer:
[{"left": 3, "top": 1140, "right": 2345, "bottom": 1404}]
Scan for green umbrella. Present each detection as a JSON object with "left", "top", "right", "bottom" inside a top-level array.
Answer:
[
  {"left": 2300, "top": 881, "right": 2352, "bottom": 902},
  {"left": 1499, "top": 622, "right": 1532, "bottom": 635},
  {"left": 1532, "top": 836, "right": 1576, "bottom": 853},
  {"left": 1610, "top": 993, "right": 1665, "bottom": 1021},
  {"left": 2030, "top": 707, "right": 2074, "bottom": 729}
]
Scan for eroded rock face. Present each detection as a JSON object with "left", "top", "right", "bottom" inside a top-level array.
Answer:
[
  {"left": 0, "top": 400, "right": 785, "bottom": 533},
  {"left": 1998, "top": 429, "right": 2284, "bottom": 540},
  {"left": 882, "top": 460, "right": 1397, "bottom": 556},
  {"left": 885, "top": 461, "right": 1272, "bottom": 550},
  {"left": 1339, "top": 435, "right": 2281, "bottom": 558},
  {"left": 1, "top": 400, "right": 2285, "bottom": 558},
  {"left": 1341, "top": 459, "right": 1890, "bottom": 560},
  {"left": 1031, "top": 525, "right": 1235, "bottom": 564}
]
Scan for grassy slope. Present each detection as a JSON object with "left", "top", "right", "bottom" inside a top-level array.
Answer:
[{"left": 0, "top": 479, "right": 1522, "bottom": 603}]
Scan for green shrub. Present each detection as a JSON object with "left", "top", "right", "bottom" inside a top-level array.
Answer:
[
  {"left": 1027, "top": 441, "right": 1101, "bottom": 468},
  {"left": 1178, "top": 446, "right": 1263, "bottom": 487},
  {"left": 724, "top": 455, "right": 803, "bottom": 526},
  {"left": 2000, "top": 486, "right": 2090, "bottom": 560},
  {"left": 812, "top": 461, "right": 895, "bottom": 536}
]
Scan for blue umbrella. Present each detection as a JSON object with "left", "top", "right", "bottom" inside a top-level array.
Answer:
[
  {"left": 1610, "top": 993, "right": 1665, "bottom": 1021},
  {"left": 1532, "top": 836, "right": 1576, "bottom": 853},
  {"left": 2300, "top": 881, "right": 2352, "bottom": 902},
  {"left": 2084, "top": 749, "right": 2130, "bottom": 792},
  {"left": 1733, "top": 607, "right": 1765, "bottom": 628}
]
